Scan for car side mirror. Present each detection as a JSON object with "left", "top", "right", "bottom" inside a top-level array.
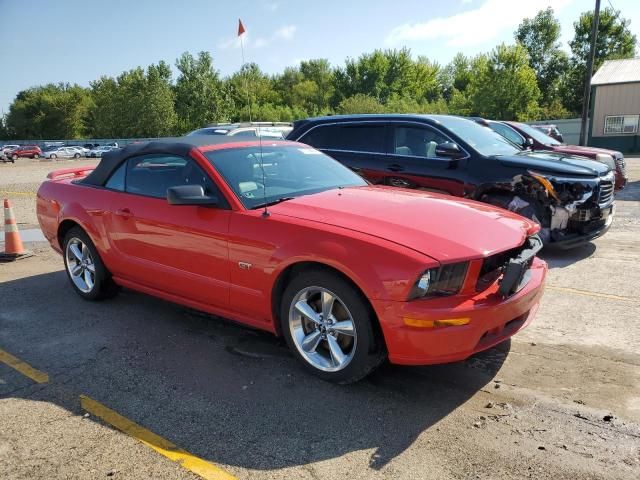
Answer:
[
  {"left": 435, "top": 142, "right": 464, "bottom": 158},
  {"left": 525, "top": 137, "right": 534, "bottom": 148},
  {"left": 167, "top": 185, "right": 218, "bottom": 206}
]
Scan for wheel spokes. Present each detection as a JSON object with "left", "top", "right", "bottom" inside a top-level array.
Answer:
[
  {"left": 301, "top": 330, "right": 323, "bottom": 353},
  {"left": 83, "top": 269, "right": 94, "bottom": 290},
  {"left": 331, "top": 320, "right": 355, "bottom": 337},
  {"left": 85, "top": 262, "right": 95, "bottom": 273},
  {"left": 69, "top": 243, "right": 83, "bottom": 262},
  {"left": 71, "top": 264, "right": 83, "bottom": 277},
  {"left": 294, "top": 300, "right": 321, "bottom": 325},
  {"left": 326, "top": 334, "right": 347, "bottom": 367},
  {"left": 321, "top": 290, "right": 335, "bottom": 319}
]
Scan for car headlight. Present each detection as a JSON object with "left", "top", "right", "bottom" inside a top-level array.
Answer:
[
  {"left": 408, "top": 262, "right": 469, "bottom": 300},
  {"left": 595, "top": 153, "right": 615, "bottom": 171},
  {"left": 527, "top": 170, "right": 560, "bottom": 201}
]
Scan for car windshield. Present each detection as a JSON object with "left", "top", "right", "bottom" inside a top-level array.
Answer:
[
  {"left": 513, "top": 122, "right": 562, "bottom": 146},
  {"left": 204, "top": 144, "right": 367, "bottom": 209},
  {"left": 435, "top": 116, "right": 521, "bottom": 157}
]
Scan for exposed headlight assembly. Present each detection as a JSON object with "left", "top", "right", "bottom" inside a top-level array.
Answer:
[
  {"left": 409, "top": 262, "right": 469, "bottom": 300},
  {"left": 527, "top": 170, "right": 560, "bottom": 201}
]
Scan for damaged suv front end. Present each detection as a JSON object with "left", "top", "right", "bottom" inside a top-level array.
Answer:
[{"left": 492, "top": 168, "right": 615, "bottom": 249}]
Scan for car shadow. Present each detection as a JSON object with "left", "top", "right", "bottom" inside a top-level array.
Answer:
[
  {"left": 616, "top": 179, "right": 640, "bottom": 201},
  {"left": 0, "top": 270, "right": 508, "bottom": 472},
  {"left": 539, "top": 242, "right": 597, "bottom": 269}
]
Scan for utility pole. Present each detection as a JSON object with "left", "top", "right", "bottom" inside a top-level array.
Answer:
[{"left": 579, "top": 0, "right": 601, "bottom": 146}]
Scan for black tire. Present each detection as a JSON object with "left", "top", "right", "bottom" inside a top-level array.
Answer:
[
  {"left": 74, "top": 153, "right": 80, "bottom": 158},
  {"left": 51, "top": 154, "right": 57, "bottom": 159},
  {"left": 33, "top": 154, "right": 39, "bottom": 159},
  {"left": 280, "top": 269, "right": 386, "bottom": 384},
  {"left": 62, "top": 227, "right": 119, "bottom": 300},
  {"left": 12, "top": 154, "right": 17, "bottom": 160}
]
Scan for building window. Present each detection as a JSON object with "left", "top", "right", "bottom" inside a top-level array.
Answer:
[{"left": 604, "top": 115, "right": 639, "bottom": 135}]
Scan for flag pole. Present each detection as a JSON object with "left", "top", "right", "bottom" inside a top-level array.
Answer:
[{"left": 238, "top": 20, "right": 252, "bottom": 122}]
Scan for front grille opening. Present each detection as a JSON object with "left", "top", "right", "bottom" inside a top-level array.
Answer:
[
  {"left": 598, "top": 180, "right": 614, "bottom": 206},
  {"left": 476, "top": 245, "right": 521, "bottom": 293}
]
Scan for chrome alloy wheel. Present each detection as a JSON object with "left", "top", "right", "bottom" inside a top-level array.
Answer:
[
  {"left": 65, "top": 238, "right": 96, "bottom": 293},
  {"left": 288, "top": 287, "right": 357, "bottom": 372}
]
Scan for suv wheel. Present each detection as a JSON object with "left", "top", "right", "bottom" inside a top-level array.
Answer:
[
  {"left": 12, "top": 154, "right": 18, "bottom": 161},
  {"left": 33, "top": 154, "right": 39, "bottom": 159},
  {"left": 280, "top": 269, "right": 385, "bottom": 383}
]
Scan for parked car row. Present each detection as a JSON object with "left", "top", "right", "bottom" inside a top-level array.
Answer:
[
  {"left": 0, "top": 142, "right": 120, "bottom": 162},
  {"left": 187, "top": 122, "right": 293, "bottom": 139}
]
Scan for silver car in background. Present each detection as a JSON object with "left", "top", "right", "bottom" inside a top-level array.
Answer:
[
  {"left": 41, "top": 146, "right": 82, "bottom": 159},
  {"left": 87, "top": 146, "right": 116, "bottom": 158}
]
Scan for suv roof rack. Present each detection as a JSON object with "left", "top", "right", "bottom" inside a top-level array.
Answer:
[{"left": 204, "top": 121, "right": 292, "bottom": 128}]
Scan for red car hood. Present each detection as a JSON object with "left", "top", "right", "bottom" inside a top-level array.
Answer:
[
  {"left": 270, "top": 186, "right": 538, "bottom": 262},
  {"left": 550, "top": 144, "right": 620, "bottom": 158}
]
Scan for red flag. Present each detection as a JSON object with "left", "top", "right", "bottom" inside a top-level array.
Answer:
[{"left": 237, "top": 19, "right": 246, "bottom": 37}]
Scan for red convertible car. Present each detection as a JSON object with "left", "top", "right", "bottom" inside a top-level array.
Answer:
[{"left": 37, "top": 137, "right": 547, "bottom": 383}]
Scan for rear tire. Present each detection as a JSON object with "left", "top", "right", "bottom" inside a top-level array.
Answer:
[
  {"left": 51, "top": 154, "right": 57, "bottom": 159},
  {"left": 33, "top": 154, "right": 39, "bottom": 159},
  {"left": 63, "top": 227, "right": 119, "bottom": 301},
  {"left": 280, "top": 269, "right": 386, "bottom": 383},
  {"left": 74, "top": 153, "right": 80, "bottom": 158}
]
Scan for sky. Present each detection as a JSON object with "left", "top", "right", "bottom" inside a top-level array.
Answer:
[{"left": 1, "top": 0, "right": 639, "bottom": 114}]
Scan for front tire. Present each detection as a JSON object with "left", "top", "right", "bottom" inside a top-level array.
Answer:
[
  {"left": 33, "top": 154, "right": 39, "bottom": 159},
  {"left": 63, "top": 227, "right": 118, "bottom": 300},
  {"left": 12, "top": 154, "right": 17, "bottom": 161},
  {"left": 280, "top": 269, "right": 385, "bottom": 383},
  {"left": 74, "top": 153, "right": 80, "bottom": 158},
  {"left": 51, "top": 154, "right": 57, "bottom": 159}
]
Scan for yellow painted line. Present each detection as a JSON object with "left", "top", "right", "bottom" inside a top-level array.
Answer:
[
  {"left": 546, "top": 285, "right": 640, "bottom": 304},
  {"left": 80, "top": 395, "right": 237, "bottom": 480},
  {"left": 0, "top": 190, "right": 36, "bottom": 197},
  {"left": 0, "top": 348, "right": 49, "bottom": 383}
]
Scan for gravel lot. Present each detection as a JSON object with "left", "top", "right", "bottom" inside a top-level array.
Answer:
[{"left": 1, "top": 156, "right": 639, "bottom": 479}]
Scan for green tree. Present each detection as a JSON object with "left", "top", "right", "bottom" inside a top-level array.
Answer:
[
  {"left": 337, "top": 94, "right": 385, "bottom": 114},
  {"left": 174, "top": 51, "right": 231, "bottom": 132},
  {"left": 88, "top": 62, "right": 176, "bottom": 137},
  {"left": 227, "top": 63, "right": 279, "bottom": 120},
  {"left": 6, "top": 83, "right": 92, "bottom": 139},
  {"left": 441, "top": 53, "right": 473, "bottom": 101},
  {"left": 468, "top": 44, "right": 540, "bottom": 120},
  {"left": 562, "top": 7, "right": 637, "bottom": 114},
  {"left": 515, "top": 7, "right": 569, "bottom": 106}
]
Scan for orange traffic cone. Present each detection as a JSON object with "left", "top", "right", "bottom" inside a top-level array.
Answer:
[{"left": 1, "top": 199, "right": 32, "bottom": 261}]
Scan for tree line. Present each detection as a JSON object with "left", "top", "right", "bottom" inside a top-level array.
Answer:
[{"left": 1, "top": 7, "right": 636, "bottom": 140}]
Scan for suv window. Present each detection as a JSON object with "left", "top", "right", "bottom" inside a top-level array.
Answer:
[
  {"left": 490, "top": 122, "right": 525, "bottom": 148},
  {"left": 124, "top": 154, "right": 224, "bottom": 203},
  {"left": 229, "top": 129, "right": 257, "bottom": 138},
  {"left": 301, "top": 124, "right": 385, "bottom": 153},
  {"left": 393, "top": 126, "right": 448, "bottom": 158}
]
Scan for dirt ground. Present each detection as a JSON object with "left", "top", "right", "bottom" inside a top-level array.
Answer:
[{"left": 1, "top": 156, "right": 639, "bottom": 480}]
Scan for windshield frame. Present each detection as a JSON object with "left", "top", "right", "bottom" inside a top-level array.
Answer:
[
  {"left": 203, "top": 144, "right": 368, "bottom": 210},
  {"left": 433, "top": 116, "right": 522, "bottom": 157}
]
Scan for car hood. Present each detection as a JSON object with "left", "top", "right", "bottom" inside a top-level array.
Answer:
[
  {"left": 549, "top": 144, "right": 621, "bottom": 158},
  {"left": 496, "top": 151, "right": 610, "bottom": 177},
  {"left": 270, "top": 186, "right": 538, "bottom": 262}
]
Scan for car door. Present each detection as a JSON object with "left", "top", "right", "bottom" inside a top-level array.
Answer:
[
  {"left": 296, "top": 122, "right": 388, "bottom": 183},
  {"left": 385, "top": 123, "right": 466, "bottom": 196},
  {"left": 104, "top": 153, "right": 232, "bottom": 308}
]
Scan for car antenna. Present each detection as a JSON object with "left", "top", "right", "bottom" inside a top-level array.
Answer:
[
  {"left": 238, "top": 19, "right": 268, "bottom": 217},
  {"left": 258, "top": 123, "right": 269, "bottom": 217}
]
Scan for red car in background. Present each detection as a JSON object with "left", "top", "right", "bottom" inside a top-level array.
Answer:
[
  {"left": 36, "top": 137, "right": 546, "bottom": 383},
  {"left": 497, "top": 121, "right": 627, "bottom": 191},
  {"left": 10, "top": 145, "right": 42, "bottom": 160},
  {"left": 531, "top": 124, "right": 563, "bottom": 142}
]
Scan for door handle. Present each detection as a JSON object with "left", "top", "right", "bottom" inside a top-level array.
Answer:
[
  {"left": 114, "top": 208, "right": 133, "bottom": 218},
  {"left": 387, "top": 164, "right": 404, "bottom": 172}
]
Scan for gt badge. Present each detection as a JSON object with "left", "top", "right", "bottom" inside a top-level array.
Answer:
[{"left": 238, "top": 262, "right": 252, "bottom": 270}]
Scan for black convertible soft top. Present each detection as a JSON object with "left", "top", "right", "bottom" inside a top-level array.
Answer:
[{"left": 81, "top": 136, "right": 250, "bottom": 186}]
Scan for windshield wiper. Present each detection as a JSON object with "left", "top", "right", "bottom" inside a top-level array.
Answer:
[{"left": 252, "top": 197, "right": 295, "bottom": 209}]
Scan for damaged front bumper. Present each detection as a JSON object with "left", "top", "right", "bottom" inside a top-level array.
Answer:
[{"left": 507, "top": 171, "right": 616, "bottom": 249}]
